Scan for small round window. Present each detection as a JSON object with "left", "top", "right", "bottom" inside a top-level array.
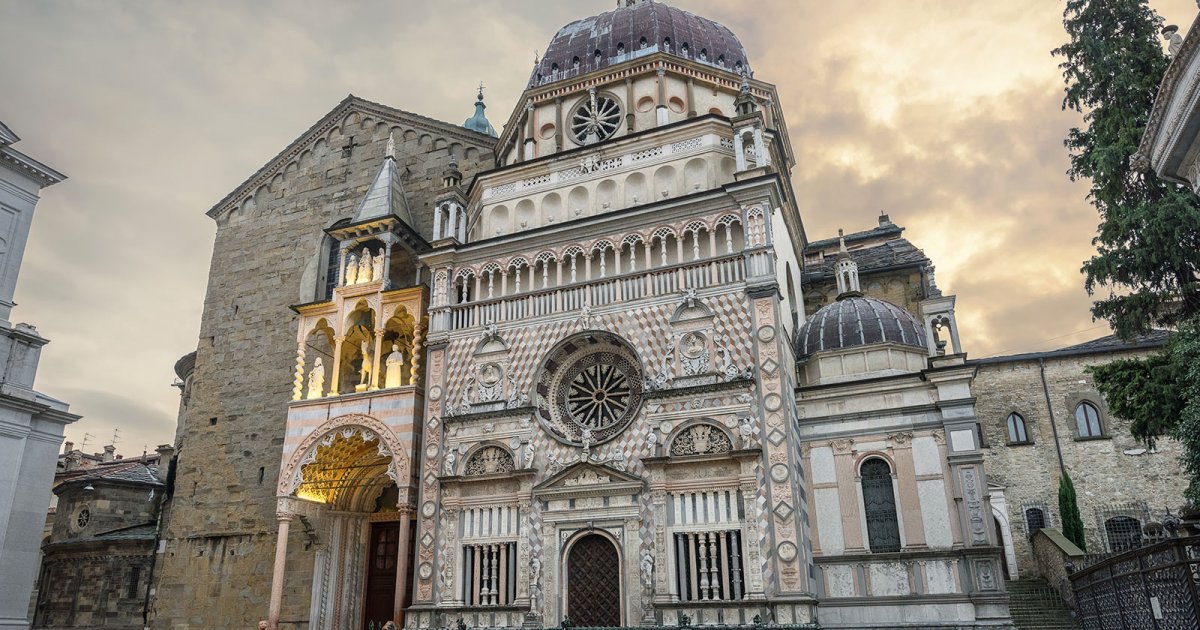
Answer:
[
  {"left": 73, "top": 505, "right": 91, "bottom": 531},
  {"left": 570, "top": 91, "right": 622, "bottom": 146}
]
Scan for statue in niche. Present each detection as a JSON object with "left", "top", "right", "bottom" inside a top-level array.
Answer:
[
  {"left": 357, "top": 247, "right": 372, "bottom": 283},
  {"left": 523, "top": 441, "right": 534, "bottom": 468},
  {"left": 739, "top": 417, "right": 754, "bottom": 448},
  {"left": 443, "top": 449, "right": 457, "bottom": 476},
  {"left": 641, "top": 551, "right": 654, "bottom": 591},
  {"left": 358, "top": 340, "right": 372, "bottom": 387},
  {"left": 344, "top": 253, "right": 359, "bottom": 285},
  {"left": 385, "top": 343, "right": 405, "bottom": 388},
  {"left": 306, "top": 358, "right": 325, "bottom": 399},
  {"left": 372, "top": 249, "right": 385, "bottom": 283}
]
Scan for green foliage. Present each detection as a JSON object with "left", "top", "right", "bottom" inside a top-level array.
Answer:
[
  {"left": 1059, "top": 472, "right": 1087, "bottom": 551},
  {"left": 1169, "top": 321, "right": 1200, "bottom": 504},
  {"left": 1087, "top": 349, "right": 1185, "bottom": 447},
  {"left": 1055, "top": 0, "right": 1200, "bottom": 338}
]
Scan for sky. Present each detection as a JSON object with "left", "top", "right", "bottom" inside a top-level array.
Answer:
[{"left": 1, "top": 0, "right": 1194, "bottom": 453}]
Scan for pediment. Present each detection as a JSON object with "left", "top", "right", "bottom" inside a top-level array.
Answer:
[
  {"left": 533, "top": 461, "right": 644, "bottom": 497},
  {"left": 206, "top": 94, "right": 496, "bottom": 220}
]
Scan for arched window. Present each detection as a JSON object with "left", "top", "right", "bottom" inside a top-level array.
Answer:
[
  {"left": 1025, "top": 507, "right": 1046, "bottom": 534},
  {"left": 1105, "top": 516, "right": 1143, "bottom": 552},
  {"left": 1075, "top": 401, "right": 1103, "bottom": 438},
  {"left": 860, "top": 458, "right": 901, "bottom": 552},
  {"left": 1007, "top": 413, "right": 1029, "bottom": 444}
]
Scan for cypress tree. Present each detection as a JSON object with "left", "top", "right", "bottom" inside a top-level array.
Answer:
[
  {"left": 1059, "top": 472, "right": 1087, "bottom": 551},
  {"left": 1055, "top": 0, "right": 1200, "bottom": 337}
]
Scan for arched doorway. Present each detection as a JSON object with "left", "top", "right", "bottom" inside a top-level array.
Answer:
[{"left": 566, "top": 534, "right": 622, "bottom": 626}]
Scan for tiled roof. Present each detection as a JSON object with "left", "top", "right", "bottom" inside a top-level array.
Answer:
[
  {"left": 972, "top": 330, "right": 1171, "bottom": 365},
  {"left": 66, "top": 461, "right": 163, "bottom": 487},
  {"left": 802, "top": 237, "right": 930, "bottom": 285},
  {"left": 1056, "top": 329, "right": 1171, "bottom": 352},
  {"left": 532, "top": 0, "right": 749, "bottom": 87},
  {"left": 796, "top": 296, "right": 927, "bottom": 357}
]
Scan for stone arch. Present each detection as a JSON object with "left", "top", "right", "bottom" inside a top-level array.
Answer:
[
  {"left": 653, "top": 164, "right": 679, "bottom": 199},
  {"left": 279, "top": 414, "right": 409, "bottom": 505},
  {"left": 462, "top": 443, "right": 517, "bottom": 476},
  {"left": 542, "top": 192, "right": 563, "bottom": 225},
  {"left": 624, "top": 172, "right": 647, "bottom": 206},
  {"left": 683, "top": 157, "right": 711, "bottom": 193},
  {"left": 567, "top": 186, "right": 589, "bottom": 218},
  {"left": 667, "top": 420, "right": 734, "bottom": 456},
  {"left": 516, "top": 198, "right": 536, "bottom": 230},
  {"left": 596, "top": 179, "right": 619, "bottom": 212}
]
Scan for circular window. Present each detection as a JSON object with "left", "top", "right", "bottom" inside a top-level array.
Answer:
[
  {"left": 536, "top": 333, "right": 643, "bottom": 446},
  {"left": 570, "top": 91, "right": 622, "bottom": 146},
  {"left": 71, "top": 504, "right": 91, "bottom": 532}
]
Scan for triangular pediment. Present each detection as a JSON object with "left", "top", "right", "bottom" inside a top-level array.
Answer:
[
  {"left": 206, "top": 94, "right": 496, "bottom": 220},
  {"left": 533, "top": 461, "right": 643, "bottom": 495}
]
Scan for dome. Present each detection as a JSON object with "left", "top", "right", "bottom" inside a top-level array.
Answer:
[
  {"left": 531, "top": 0, "right": 750, "bottom": 87},
  {"left": 797, "top": 296, "right": 927, "bottom": 357},
  {"left": 463, "top": 88, "right": 497, "bottom": 137}
]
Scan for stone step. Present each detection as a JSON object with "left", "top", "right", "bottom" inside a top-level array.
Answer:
[{"left": 1007, "top": 578, "right": 1080, "bottom": 630}]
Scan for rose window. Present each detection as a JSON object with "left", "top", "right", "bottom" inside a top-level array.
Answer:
[
  {"left": 75, "top": 507, "right": 90, "bottom": 529},
  {"left": 537, "top": 332, "right": 643, "bottom": 446},
  {"left": 571, "top": 91, "right": 621, "bottom": 145}
]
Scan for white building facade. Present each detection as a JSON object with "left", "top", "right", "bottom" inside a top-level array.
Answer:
[{"left": 0, "top": 122, "right": 78, "bottom": 630}]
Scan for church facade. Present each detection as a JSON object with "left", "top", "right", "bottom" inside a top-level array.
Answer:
[{"left": 147, "top": 1, "right": 1082, "bottom": 629}]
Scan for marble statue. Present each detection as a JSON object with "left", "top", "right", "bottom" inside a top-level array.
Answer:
[
  {"left": 739, "top": 417, "right": 754, "bottom": 448},
  {"left": 357, "top": 247, "right": 372, "bottom": 283},
  {"left": 641, "top": 551, "right": 654, "bottom": 590},
  {"left": 306, "top": 358, "right": 325, "bottom": 399},
  {"left": 384, "top": 343, "right": 404, "bottom": 388},
  {"left": 344, "top": 254, "right": 358, "bottom": 285},
  {"left": 523, "top": 441, "right": 534, "bottom": 468},
  {"left": 359, "top": 340, "right": 372, "bottom": 385},
  {"left": 444, "top": 449, "right": 457, "bottom": 476},
  {"left": 372, "top": 249, "right": 385, "bottom": 283}
]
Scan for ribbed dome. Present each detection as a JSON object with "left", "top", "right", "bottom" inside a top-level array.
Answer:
[
  {"left": 531, "top": 0, "right": 749, "bottom": 87},
  {"left": 797, "top": 297, "right": 927, "bottom": 357}
]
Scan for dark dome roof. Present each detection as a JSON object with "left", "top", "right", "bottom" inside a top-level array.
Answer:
[
  {"left": 531, "top": 0, "right": 749, "bottom": 87},
  {"left": 797, "top": 297, "right": 927, "bottom": 357}
]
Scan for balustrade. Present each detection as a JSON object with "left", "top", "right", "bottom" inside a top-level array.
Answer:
[{"left": 436, "top": 253, "right": 746, "bottom": 332}]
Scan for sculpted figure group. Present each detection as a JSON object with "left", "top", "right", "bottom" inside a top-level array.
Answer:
[{"left": 343, "top": 247, "right": 387, "bottom": 286}]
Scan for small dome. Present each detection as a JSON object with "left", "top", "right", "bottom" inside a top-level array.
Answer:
[
  {"left": 531, "top": 0, "right": 749, "bottom": 87},
  {"left": 463, "top": 88, "right": 497, "bottom": 137},
  {"left": 797, "top": 297, "right": 926, "bottom": 357}
]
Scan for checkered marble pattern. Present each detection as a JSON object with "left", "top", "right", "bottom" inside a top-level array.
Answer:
[{"left": 425, "top": 286, "right": 816, "bottom": 606}]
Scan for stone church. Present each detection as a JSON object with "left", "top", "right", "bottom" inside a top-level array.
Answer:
[{"left": 147, "top": 1, "right": 1189, "bottom": 629}]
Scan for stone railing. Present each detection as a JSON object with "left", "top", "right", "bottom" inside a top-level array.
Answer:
[
  {"left": 433, "top": 253, "right": 746, "bottom": 333},
  {"left": 1031, "top": 528, "right": 1086, "bottom": 608}
]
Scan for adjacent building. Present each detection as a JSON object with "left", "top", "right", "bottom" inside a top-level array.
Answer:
[{"left": 0, "top": 121, "right": 78, "bottom": 630}]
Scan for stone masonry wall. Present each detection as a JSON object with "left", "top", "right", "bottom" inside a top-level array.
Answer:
[
  {"left": 974, "top": 347, "right": 1189, "bottom": 578},
  {"left": 150, "top": 103, "right": 494, "bottom": 629}
]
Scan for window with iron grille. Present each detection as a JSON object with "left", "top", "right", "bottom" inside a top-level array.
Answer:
[
  {"left": 673, "top": 530, "right": 745, "bottom": 601},
  {"left": 126, "top": 566, "right": 141, "bottom": 599},
  {"left": 1025, "top": 507, "right": 1046, "bottom": 535},
  {"left": 1007, "top": 413, "right": 1029, "bottom": 444},
  {"left": 1104, "top": 516, "right": 1143, "bottom": 553},
  {"left": 1075, "top": 401, "right": 1103, "bottom": 438},
  {"left": 861, "top": 458, "right": 901, "bottom": 552},
  {"left": 462, "top": 542, "right": 517, "bottom": 606}
]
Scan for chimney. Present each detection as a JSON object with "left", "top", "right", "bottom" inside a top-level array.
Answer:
[
  {"left": 155, "top": 444, "right": 175, "bottom": 463},
  {"left": 878, "top": 212, "right": 893, "bottom": 227},
  {"left": 102, "top": 445, "right": 116, "bottom": 462},
  {"left": 63, "top": 441, "right": 74, "bottom": 454}
]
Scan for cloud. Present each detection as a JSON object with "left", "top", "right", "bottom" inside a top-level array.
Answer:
[{"left": 1, "top": 0, "right": 1192, "bottom": 449}]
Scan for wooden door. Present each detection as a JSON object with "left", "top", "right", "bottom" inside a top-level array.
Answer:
[
  {"left": 363, "top": 521, "right": 399, "bottom": 629},
  {"left": 566, "top": 534, "right": 621, "bottom": 627}
]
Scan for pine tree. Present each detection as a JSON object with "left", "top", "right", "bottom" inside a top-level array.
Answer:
[
  {"left": 1055, "top": 0, "right": 1200, "bottom": 337},
  {"left": 1059, "top": 472, "right": 1087, "bottom": 551}
]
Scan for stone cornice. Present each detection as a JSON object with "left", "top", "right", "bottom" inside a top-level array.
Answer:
[
  {"left": 205, "top": 94, "right": 497, "bottom": 220},
  {"left": 0, "top": 145, "right": 66, "bottom": 188},
  {"left": 1137, "top": 12, "right": 1200, "bottom": 174}
]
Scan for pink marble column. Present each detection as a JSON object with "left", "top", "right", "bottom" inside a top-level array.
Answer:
[{"left": 267, "top": 514, "right": 293, "bottom": 630}]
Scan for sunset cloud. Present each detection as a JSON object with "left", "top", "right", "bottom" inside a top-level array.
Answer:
[{"left": 2, "top": 0, "right": 1194, "bottom": 449}]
